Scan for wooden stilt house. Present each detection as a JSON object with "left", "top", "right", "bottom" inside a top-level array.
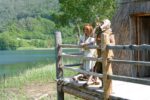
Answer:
[{"left": 112, "top": 0, "right": 150, "bottom": 77}]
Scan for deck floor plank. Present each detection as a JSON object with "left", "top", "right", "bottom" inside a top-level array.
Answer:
[
  {"left": 112, "top": 80, "right": 150, "bottom": 100},
  {"left": 62, "top": 78, "right": 150, "bottom": 100}
]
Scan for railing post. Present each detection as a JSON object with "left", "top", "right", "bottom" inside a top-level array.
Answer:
[
  {"left": 101, "top": 33, "right": 112, "bottom": 100},
  {"left": 55, "top": 31, "right": 64, "bottom": 100}
]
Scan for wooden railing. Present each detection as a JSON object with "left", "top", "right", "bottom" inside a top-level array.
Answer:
[{"left": 55, "top": 31, "right": 150, "bottom": 100}]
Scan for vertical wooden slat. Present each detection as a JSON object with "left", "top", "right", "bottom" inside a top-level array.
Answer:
[
  {"left": 101, "top": 33, "right": 112, "bottom": 100},
  {"left": 130, "top": 16, "right": 137, "bottom": 77},
  {"left": 55, "top": 31, "right": 64, "bottom": 100},
  {"left": 137, "top": 17, "right": 140, "bottom": 77}
]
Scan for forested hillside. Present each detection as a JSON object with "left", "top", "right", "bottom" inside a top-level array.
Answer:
[
  {"left": 0, "top": 0, "right": 59, "bottom": 50},
  {"left": 0, "top": 0, "right": 116, "bottom": 50}
]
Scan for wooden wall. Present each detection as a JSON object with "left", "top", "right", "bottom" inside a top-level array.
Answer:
[{"left": 111, "top": 0, "right": 150, "bottom": 77}]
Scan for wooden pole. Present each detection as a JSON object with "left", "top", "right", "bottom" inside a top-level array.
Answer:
[
  {"left": 55, "top": 31, "right": 64, "bottom": 100},
  {"left": 101, "top": 33, "right": 112, "bottom": 100}
]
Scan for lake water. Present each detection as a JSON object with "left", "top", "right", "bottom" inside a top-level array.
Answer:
[
  {"left": 0, "top": 48, "right": 80, "bottom": 77},
  {"left": 0, "top": 49, "right": 53, "bottom": 64}
]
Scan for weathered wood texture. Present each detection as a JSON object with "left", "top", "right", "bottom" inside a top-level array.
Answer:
[
  {"left": 55, "top": 31, "right": 64, "bottom": 100},
  {"left": 64, "top": 65, "right": 150, "bottom": 85},
  {"left": 107, "top": 44, "right": 150, "bottom": 50},
  {"left": 60, "top": 44, "right": 100, "bottom": 49},
  {"left": 61, "top": 53, "right": 102, "bottom": 62},
  {"left": 110, "top": 59, "right": 150, "bottom": 66},
  {"left": 63, "top": 86, "right": 101, "bottom": 100},
  {"left": 117, "top": 0, "right": 150, "bottom": 4},
  {"left": 112, "top": 0, "right": 150, "bottom": 77},
  {"left": 55, "top": 31, "right": 63, "bottom": 79},
  {"left": 109, "top": 74, "right": 150, "bottom": 85},
  {"left": 61, "top": 44, "right": 150, "bottom": 50},
  {"left": 64, "top": 63, "right": 82, "bottom": 67},
  {"left": 59, "top": 79, "right": 128, "bottom": 100}
]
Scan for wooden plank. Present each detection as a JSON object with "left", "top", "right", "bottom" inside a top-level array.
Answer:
[
  {"left": 55, "top": 31, "right": 64, "bottom": 100},
  {"left": 111, "top": 80, "right": 150, "bottom": 100},
  {"left": 63, "top": 86, "right": 101, "bottom": 100},
  {"left": 129, "top": 15, "right": 137, "bottom": 77},
  {"left": 64, "top": 67, "right": 103, "bottom": 78},
  {"left": 109, "top": 59, "right": 150, "bottom": 66},
  {"left": 61, "top": 78, "right": 128, "bottom": 100},
  {"left": 60, "top": 44, "right": 100, "bottom": 49},
  {"left": 60, "top": 43, "right": 150, "bottom": 51},
  {"left": 64, "top": 63, "right": 82, "bottom": 67},
  {"left": 107, "top": 44, "right": 150, "bottom": 50},
  {"left": 118, "top": 0, "right": 150, "bottom": 4},
  {"left": 59, "top": 78, "right": 103, "bottom": 96},
  {"left": 61, "top": 53, "right": 102, "bottom": 62},
  {"left": 109, "top": 74, "right": 150, "bottom": 85}
]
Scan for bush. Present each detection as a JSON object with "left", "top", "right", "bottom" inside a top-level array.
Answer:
[
  {"left": 0, "top": 36, "right": 9, "bottom": 50},
  {"left": 8, "top": 39, "right": 19, "bottom": 50},
  {"left": 0, "top": 34, "right": 18, "bottom": 50},
  {"left": 59, "top": 26, "right": 77, "bottom": 44},
  {"left": 28, "top": 39, "right": 48, "bottom": 48}
]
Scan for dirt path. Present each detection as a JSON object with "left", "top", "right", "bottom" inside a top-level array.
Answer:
[
  {"left": 2, "top": 81, "right": 83, "bottom": 100},
  {"left": 24, "top": 81, "right": 56, "bottom": 100}
]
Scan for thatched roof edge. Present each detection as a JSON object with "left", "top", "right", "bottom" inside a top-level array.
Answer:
[
  {"left": 113, "top": 1, "right": 150, "bottom": 24},
  {"left": 118, "top": 0, "right": 150, "bottom": 4}
]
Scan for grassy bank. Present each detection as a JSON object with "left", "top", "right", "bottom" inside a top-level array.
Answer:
[
  {"left": 0, "top": 62, "right": 79, "bottom": 88},
  {"left": 0, "top": 64, "right": 54, "bottom": 88},
  {"left": 0, "top": 48, "right": 82, "bottom": 99},
  {"left": 0, "top": 61, "right": 81, "bottom": 99},
  {"left": 0, "top": 63, "right": 55, "bottom": 99}
]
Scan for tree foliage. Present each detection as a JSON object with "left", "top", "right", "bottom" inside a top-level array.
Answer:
[
  {"left": 0, "top": 33, "right": 18, "bottom": 50},
  {"left": 0, "top": 0, "right": 117, "bottom": 50},
  {"left": 59, "top": 0, "right": 116, "bottom": 24},
  {"left": 0, "top": 0, "right": 59, "bottom": 50}
]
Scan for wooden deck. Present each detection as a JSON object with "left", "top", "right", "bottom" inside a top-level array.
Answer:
[
  {"left": 60, "top": 78, "right": 150, "bottom": 100},
  {"left": 112, "top": 80, "right": 150, "bottom": 100}
]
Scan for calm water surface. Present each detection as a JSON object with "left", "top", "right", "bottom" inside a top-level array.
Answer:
[{"left": 0, "top": 49, "right": 80, "bottom": 76}]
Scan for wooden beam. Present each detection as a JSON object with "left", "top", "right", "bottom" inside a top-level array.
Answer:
[
  {"left": 109, "top": 59, "right": 150, "bottom": 66},
  {"left": 61, "top": 53, "right": 102, "bottom": 62},
  {"left": 131, "top": 13, "right": 150, "bottom": 17},
  {"left": 61, "top": 78, "right": 127, "bottom": 100},
  {"left": 60, "top": 44, "right": 81, "bottom": 48},
  {"left": 60, "top": 43, "right": 150, "bottom": 51},
  {"left": 109, "top": 75, "right": 150, "bottom": 85},
  {"left": 55, "top": 31, "right": 64, "bottom": 100},
  {"left": 58, "top": 78, "right": 103, "bottom": 100},
  {"left": 63, "top": 86, "right": 101, "bottom": 100},
  {"left": 60, "top": 44, "right": 100, "bottom": 49},
  {"left": 64, "top": 63, "right": 82, "bottom": 67},
  {"left": 107, "top": 44, "right": 150, "bottom": 50},
  {"left": 118, "top": 0, "right": 150, "bottom": 4}
]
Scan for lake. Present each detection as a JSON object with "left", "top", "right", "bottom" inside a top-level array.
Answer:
[
  {"left": 0, "top": 49, "right": 54, "bottom": 65},
  {"left": 0, "top": 48, "right": 80, "bottom": 77}
]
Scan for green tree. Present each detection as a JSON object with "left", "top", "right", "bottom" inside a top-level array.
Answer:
[
  {"left": 58, "top": 0, "right": 116, "bottom": 24},
  {"left": 0, "top": 34, "right": 18, "bottom": 50}
]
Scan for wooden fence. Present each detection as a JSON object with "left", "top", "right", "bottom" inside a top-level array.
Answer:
[{"left": 55, "top": 31, "right": 150, "bottom": 100}]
